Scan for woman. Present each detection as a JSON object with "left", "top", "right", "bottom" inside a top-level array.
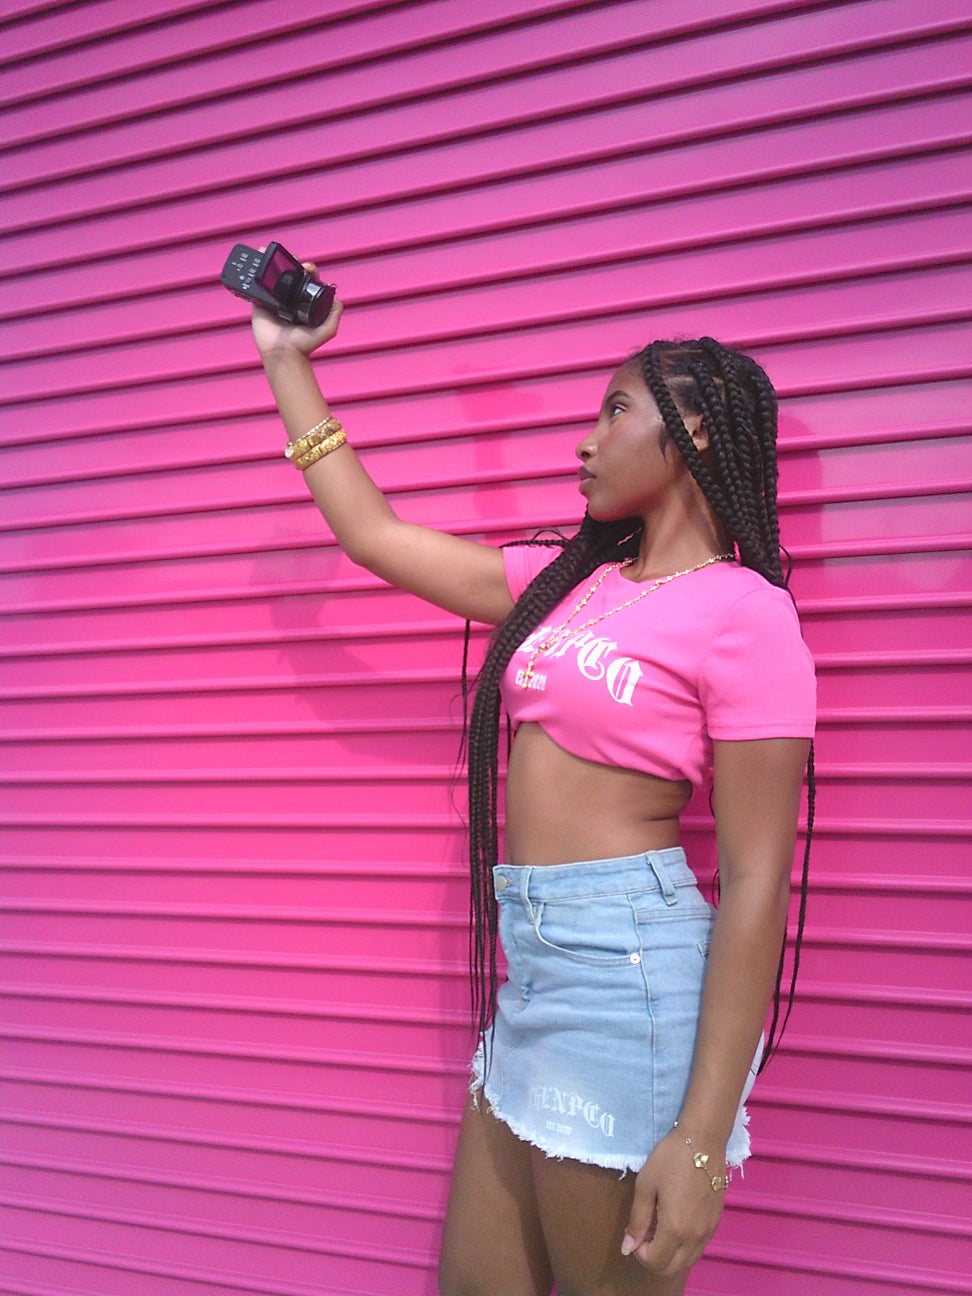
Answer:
[{"left": 251, "top": 277, "right": 816, "bottom": 1296}]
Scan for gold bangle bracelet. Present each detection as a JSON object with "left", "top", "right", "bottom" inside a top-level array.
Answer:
[
  {"left": 294, "top": 427, "right": 347, "bottom": 470},
  {"left": 285, "top": 416, "right": 342, "bottom": 461}
]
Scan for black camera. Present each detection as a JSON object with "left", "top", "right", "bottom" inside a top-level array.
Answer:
[{"left": 220, "top": 242, "right": 335, "bottom": 327}]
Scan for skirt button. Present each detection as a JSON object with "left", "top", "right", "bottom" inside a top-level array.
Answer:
[
  {"left": 629, "top": 952, "right": 641, "bottom": 964},
  {"left": 495, "top": 875, "right": 510, "bottom": 891}
]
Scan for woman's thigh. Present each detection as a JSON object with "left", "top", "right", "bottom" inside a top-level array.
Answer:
[
  {"left": 438, "top": 1096, "right": 688, "bottom": 1296},
  {"left": 438, "top": 1097, "right": 553, "bottom": 1296},
  {"left": 529, "top": 1151, "right": 687, "bottom": 1296}
]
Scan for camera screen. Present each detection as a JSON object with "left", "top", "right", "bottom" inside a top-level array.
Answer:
[{"left": 260, "top": 245, "right": 302, "bottom": 304}]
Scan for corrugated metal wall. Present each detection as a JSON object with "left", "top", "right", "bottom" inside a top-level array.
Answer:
[{"left": 1, "top": 1, "right": 969, "bottom": 1293}]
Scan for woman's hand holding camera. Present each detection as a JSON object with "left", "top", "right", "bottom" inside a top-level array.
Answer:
[{"left": 251, "top": 260, "right": 343, "bottom": 362}]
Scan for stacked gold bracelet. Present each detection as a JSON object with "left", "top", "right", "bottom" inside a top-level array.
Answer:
[
  {"left": 285, "top": 416, "right": 347, "bottom": 470},
  {"left": 672, "top": 1121, "right": 729, "bottom": 1192}
]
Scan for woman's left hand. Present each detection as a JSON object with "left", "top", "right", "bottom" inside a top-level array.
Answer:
[
  {"left": 621, "top": 1129, "right": 727, "bottom": 1277},
  {"left": 250, "top": 258, "right": 344, "bottom": 362}
]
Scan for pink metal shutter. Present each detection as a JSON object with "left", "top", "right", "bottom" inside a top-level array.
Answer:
[{"left": 1, "top": 2, "right": 969, "bottom": 1293}]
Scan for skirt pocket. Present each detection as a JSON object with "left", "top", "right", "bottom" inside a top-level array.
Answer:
[{"left": 530, "top": 894, "right": 638, "bottom": 967}]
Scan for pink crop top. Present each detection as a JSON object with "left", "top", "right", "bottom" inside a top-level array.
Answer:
[{"left": 500, "top": 545, "right": 816, "bottom": 788}]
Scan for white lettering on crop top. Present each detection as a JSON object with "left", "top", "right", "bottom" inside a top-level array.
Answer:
[{"left": 513, "top": 626, "right": 644, "bottom": 706}]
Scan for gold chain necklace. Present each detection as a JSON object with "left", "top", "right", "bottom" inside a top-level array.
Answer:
[{"left": 516, "top": 553, "right": 733, "bottom": 689}]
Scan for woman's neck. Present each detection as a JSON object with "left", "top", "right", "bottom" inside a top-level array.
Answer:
[{"left": 623, "top": 514, "right": 730, "bottom": 583}]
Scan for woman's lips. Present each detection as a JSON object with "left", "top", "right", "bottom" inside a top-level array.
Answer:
[{"left": 578, "top": 467, "right": 594, "bottom": 490}]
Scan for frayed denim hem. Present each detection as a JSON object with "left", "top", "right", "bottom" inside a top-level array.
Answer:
[{"left": 468, "top": 1043, "right": 753, "bottom": 1177}]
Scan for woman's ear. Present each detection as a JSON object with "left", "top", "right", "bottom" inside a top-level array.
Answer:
[{"left": 689, "top": 417, "right": 710, "bottom": 452}]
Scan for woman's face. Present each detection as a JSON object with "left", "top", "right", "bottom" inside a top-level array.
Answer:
[{"left": 575, "top": 364, "right": 701, "bottom": 523}]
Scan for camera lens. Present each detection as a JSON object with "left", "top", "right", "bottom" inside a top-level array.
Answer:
[{"left": 297, "top": 281, "right": 335, "bottom": 328}]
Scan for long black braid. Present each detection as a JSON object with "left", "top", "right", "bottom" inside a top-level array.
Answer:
[{"left": 463, "top": 339, "right": 816, "bottom": 1074}]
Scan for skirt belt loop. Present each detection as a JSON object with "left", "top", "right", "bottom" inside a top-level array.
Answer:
[
  {"left": 519, "top": 866, "right": 537, "bottom": 920},
  {"left": 646, "top": 851, "right": 678, "bottom": 905}
]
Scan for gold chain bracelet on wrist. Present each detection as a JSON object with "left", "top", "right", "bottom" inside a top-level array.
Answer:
[{"left": 672, "top": 1120, "right": 729, "bottom": 1192}]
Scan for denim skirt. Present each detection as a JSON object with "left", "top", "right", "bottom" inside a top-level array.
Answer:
[{"left": 470, "top": 847, "right": 759, "bottom": 1173}]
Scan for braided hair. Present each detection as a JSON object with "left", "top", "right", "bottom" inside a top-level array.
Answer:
[{"left": 464, "top": 338, "right": 815, "bottom": 1073}]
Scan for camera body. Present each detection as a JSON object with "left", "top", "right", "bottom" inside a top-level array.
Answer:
[{"left": 220, "top": 242, "right": 335, "bottom": 327}]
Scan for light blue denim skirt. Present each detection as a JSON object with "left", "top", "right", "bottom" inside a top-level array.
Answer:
[{"left": 470, "top": 847, "right": 759, "bottom": 1173}]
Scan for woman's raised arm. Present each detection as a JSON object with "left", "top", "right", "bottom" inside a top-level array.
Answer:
[{"left": 254, "top": 288, "right": 514, "bottom": 626}]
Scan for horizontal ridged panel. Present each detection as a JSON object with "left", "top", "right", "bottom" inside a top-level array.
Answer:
[
  {"left": 4, "top": 20, "right": 970, "bottom": 235},
  {"left": 1, "top": 2, "right": 970, "bottom": 1293}
]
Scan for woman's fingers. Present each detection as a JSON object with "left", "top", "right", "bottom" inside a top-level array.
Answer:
[{"left": 621, "top": 1173, "right": 657, "bottom": 1258}]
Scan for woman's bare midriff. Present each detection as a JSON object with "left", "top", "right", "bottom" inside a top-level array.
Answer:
[{"left": 503, "top": 722, "right": 693, "bottom": 867}]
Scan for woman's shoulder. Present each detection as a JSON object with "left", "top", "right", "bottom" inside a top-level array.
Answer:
[
  {"left": 697, "top": 564, "right": 816, "bottom": 734},
  {"left": 699, "top": 562, "right": 813, "bottom": 673},
  {"left": 698, "top": 560, "right": 802, "bottom": 625},
  {"left": 501, "top": 538, "right": 566, "bottom": 601},
  {"left": 678, "top": 559, "right": 812, "bottom": 670}
]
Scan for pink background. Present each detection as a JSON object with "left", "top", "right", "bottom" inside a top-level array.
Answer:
[{"left": 1, "top": 2, "right": 970, "bottom": 1293}]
